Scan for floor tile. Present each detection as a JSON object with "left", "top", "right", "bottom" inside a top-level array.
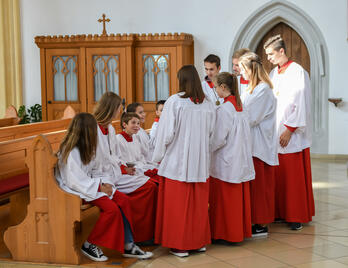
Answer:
[{"left": 294, "top": 259, "right": 348, "bottom": 268}]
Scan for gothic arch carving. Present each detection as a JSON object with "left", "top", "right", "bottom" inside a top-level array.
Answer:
[{"left": 230, "top": 0, "right": 329, "bottom": 153}]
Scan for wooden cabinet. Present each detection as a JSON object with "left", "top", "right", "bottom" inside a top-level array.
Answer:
[{"left": 36, "top": 33, "right": 194, "bottom": 127}]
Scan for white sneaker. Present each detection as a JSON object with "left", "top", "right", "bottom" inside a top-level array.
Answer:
[
  {"left": 123, "top": 244, "right": 153, "bottom": 259},
  {"left": 196, "top": 247, "right": 206, "bottom": 252},
  {"left": 81, "top": 243, "right": 108, "bottom": 262},
  {"left": 169, "top": 249, "right": 189, "bottom": 257}
]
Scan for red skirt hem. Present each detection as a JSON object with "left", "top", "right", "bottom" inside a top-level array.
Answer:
[
  {"left": 155, "top": 177, "right": 211, "bottom": 250},
  {"left": 209, "top": 177, "right": 252, "bottom": 242}
]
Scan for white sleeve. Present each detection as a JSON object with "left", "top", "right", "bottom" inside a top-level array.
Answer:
[
  {"left": 152, "top": 97, "right": 176, "bottom": 162},
  {"left": 245, "top": 88, "right": 274, "bottom": 127},
  {"left": 149, "top": 122, "right": 158, "bottom": 140},
  {"left": 283, "top": 69, "right": 308, "bottom": 128},
  {"left": 63, "top": 150, "right": 101, "bottom": 200},
  {"left": 210, "top": 108, "right": 229, "bottom": 152}
]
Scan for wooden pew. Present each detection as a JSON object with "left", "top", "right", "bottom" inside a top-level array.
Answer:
[
  {"left": 4, "top": 134, "right": 99, "bottom": 265},
  {"left": 0, "top": 106, "right": 20, "bottom": 127},
  {"left": 0, "top": 105, "right": 75, "bottom": 142},
  {"left": 0, "top": 130, "right": 67, "bottom": 226}
]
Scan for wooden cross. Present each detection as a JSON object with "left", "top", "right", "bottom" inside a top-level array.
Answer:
[{"left": 98, "top": 14, "right": 110, "bottom": 36}]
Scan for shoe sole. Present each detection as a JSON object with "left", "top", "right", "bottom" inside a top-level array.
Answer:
[
  {"left": 291, "top": 226, "right": 303, "bottom": 231},
  {"left": 123, "top": 252, "right": 154, "bottom": 259},
  {"left": 80, "top": 249, "right": 108, "bottom": 262},
  {"left": 252, "top": 232, "right": 268, "bottom": 237},
  {"left": 169, "top": 251, "right": 189, "bottom": 257}
]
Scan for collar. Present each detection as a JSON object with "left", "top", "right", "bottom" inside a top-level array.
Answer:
[
  {"left": 204, "top": 76, "right": 214, "bottom": 88},
  {"left": 278, "top": 60, "right": 293, "bottom": 74},
  {"left": 98, "top": 124, "right": 109, "bottom": 135},
  {"left": 224, "top": 95, "right": 243, "bottom": 112},
  {"left": 120, "top": 131, "right": 133, "bottom": 142},
  {"left": 189, "top": 96, "right": 205, "bottom": 104},
  {"left": 154, "top": 117, "right": 159, "bottom": 122},
  {"left": 240, "top": 76, "right": 249, "bottom": 85}
]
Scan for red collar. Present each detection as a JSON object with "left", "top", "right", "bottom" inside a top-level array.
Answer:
[
  {"left": 98, "top": 124, "right": 109, "bottom": 135},
  {"left": 240, "top": 76, "right": 249, "bottom": 85},
  {"left": 278, "top": 60, "right": 293, "bottom": 74},
  {"left": 120, "top": 131, "right": 133, "bottom": 142},
  {"left": 224, "top": 95, "right": 243, "bottom": 112},
  {"left": 205, "top": 76, "right": 214, "bottom": 88},
  {"left": 189, "top": 96, "right": 205, "bottom": 104},
  {"left": 154, "top": 117, "right": 159, "bottom": 122}
]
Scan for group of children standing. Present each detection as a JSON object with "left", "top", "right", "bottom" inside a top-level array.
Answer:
[{"left": 55, "top": 34, "right": 315, "bottom": 261}]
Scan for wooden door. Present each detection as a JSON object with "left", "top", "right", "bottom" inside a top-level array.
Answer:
[
  {"left": 45, "top": 49, "right": 86, "bottom": 120},
  {"left": 86, "top": 47, "right": 127, "bottom": 114},
  {"left": 256, "top": 22, "right": 310, "bottom": 75},
  {"left": 135, "top": 47, "right": 177, "bottom": 129}
]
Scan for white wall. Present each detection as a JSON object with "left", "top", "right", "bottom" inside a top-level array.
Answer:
[{"left": 20, "top": 0, "right": 348, "bottom": 154}]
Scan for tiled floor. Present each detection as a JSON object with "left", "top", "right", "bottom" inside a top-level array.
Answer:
[
  {"left": 130, "top": 159, "right": 348, "bottom": 268},
  {"left": 1, "top": 158, "right": 348, "bottom": 268}
]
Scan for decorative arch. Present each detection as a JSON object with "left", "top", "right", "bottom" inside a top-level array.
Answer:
[{"left": 230, "top": 0, "right": 329, "bottom": 153}]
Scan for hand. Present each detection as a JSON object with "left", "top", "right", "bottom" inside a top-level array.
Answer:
[
  {"left": 100, "top": 183, "right": 113, "bottom": 196},
  {"left": 125, "top": 167, "right": 136, "bottom": 175},
  {"left": 279, "top": 128, "right": 292, "bottom": 148}
]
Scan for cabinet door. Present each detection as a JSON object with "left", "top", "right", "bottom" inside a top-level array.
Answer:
[
  {"left": 46, "top": 49, "right": 86, "bottom": 120},
  {"left": 86, "top": 48, "right": 127, "bottom": 114},
  {"left": 135, "top": 47, "right": 177, "bottom": 129}
]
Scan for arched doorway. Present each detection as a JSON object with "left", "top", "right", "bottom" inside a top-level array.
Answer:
[
  {"left": 255, "top": 22, "right": 310, "bottom": 76},
  {"left": 229, "top": 1, "right": 329, "bottom": 154}
]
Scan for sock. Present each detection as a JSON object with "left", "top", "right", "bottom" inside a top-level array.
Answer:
[
  {"left": 84, "top": 241, "right": 91, "bottom": 248},
  {"left": 124, "top": 242, "right": 133, "bottom": 250}
]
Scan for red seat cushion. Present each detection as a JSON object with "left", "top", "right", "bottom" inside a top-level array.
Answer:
[{"left": 0, "top": 173, "right": 29, "bottom": 195}]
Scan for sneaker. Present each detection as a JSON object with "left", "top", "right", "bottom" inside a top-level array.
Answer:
[
  {"left": 81, "top": 243, "right": 108, "bottom": 262},
  {"left": 290, "top": 222, "right": 303, "bottom": 230},
  {"left": 123, "top": 244, "right": 153, "bottom": 259},
  {"left": 196, "top": 247, "right": 206, "bottom": 252},
  {"left": 252, "top": 224, "right": 268, "bottom": 237},
  {"left": 169, "top": 248, "right": 189, "bottom": 257}
]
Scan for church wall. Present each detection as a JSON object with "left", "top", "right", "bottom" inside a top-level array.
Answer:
[{"left": 19, "top": 0, "right": 348, "bottom": 154}]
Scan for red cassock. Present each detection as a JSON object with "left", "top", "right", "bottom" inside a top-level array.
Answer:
[
  {"left": 250, "top": 157, "right": 276, "bottom": 224},
  {"left": 275, "top": 148, "right": 315, "bottom": 222},
  {"left": 88, "top": 190, "right": 134, "bottom": 253},
  {"left": 155, "top": 177, "right": 211, "bottom": 250},
  {"left": 209, "top": 177, "right": 251, "bottom": 242},
  {"left": 127, "top": 180, "right": 158, "bottom": 242}
]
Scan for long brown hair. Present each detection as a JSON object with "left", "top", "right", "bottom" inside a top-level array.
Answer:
[
  {"left": 238, "top": 52, "right": 273, "bottom": 94},
  {"left": 214, "top": 72, "right": 242, "bottom": 109},
  {"left": 58, "top": 113, "right": 97, "bottom": 165},
  {"left": 177, "top": 65, "right": 205, "bottom": 104},
  {"left": 94, "top": 92, "right": 122, "bottom": 126}
]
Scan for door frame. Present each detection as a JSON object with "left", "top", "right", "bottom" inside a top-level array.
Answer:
[{"left": 229, "top": 0, "right": 329, "bottom": 154}]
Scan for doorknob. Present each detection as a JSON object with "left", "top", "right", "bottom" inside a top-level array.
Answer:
[{"left": 48, "top": 100, "right": 52, "bottom": 104}]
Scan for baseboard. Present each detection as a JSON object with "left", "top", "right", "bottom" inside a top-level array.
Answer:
[{"left": 310, "top": 153, "right": 348, "bottom": 160}]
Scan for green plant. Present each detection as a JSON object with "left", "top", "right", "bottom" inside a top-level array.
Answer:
[{"left": 18, "top": 104, "right": 42, "bottom": 124}]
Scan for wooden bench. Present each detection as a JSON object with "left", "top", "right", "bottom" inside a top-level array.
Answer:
[
  {"left": 4, "top": 134, "right": 99, "bottom": 264},
  {"left": 0, "top": 105, "right": 75, "bottom": 142},
  {"left": 0, "top": 106, "right": 20, "bottom": 128},
  {"left": 0, "top": 130, "right": 67, "bottom": 225}
]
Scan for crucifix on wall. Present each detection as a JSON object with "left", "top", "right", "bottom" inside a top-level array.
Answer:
[{"left": 98, "top": 14, "right": 110, "bottom": 36}]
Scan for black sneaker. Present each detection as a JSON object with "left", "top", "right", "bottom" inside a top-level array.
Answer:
[
  {"left": 81, "top": 243, "right": 108, "bottom": 262},
  {"left": 290, "top": 222, "right": 303, "bottom": 230},
  {"left": 252, "top": 224, "right": 268, "bottom": 237},
  {"left": 123, "top": 244, "right": 153, "bottom": 259}
]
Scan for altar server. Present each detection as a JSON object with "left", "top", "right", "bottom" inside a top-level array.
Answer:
[
  {"left": 209, "top": 72, "right": 255, "bottom": 243},
  {"left": 94, "top": 92, "right": 158, "bottom": 243},
  {"left": 55, "top": 113, "right": 153, "bottom": 261},
  {"left": 264, "top": 35, "right": 314, "bottom": 230},
  {"left": 126, "top": 102, "right": 152, "bottom": 161},
  {"left": 153, "top": 65, "right": 215, "bottom": 257},
  {"left": 239, "top": 52, "right": 279, "bottom": 236},
  {"left": 201, "top": 54, "right": 224, "bottom": 106},
  {"left": 232, "top": 48, "right": 251, "bottom": 96}
]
